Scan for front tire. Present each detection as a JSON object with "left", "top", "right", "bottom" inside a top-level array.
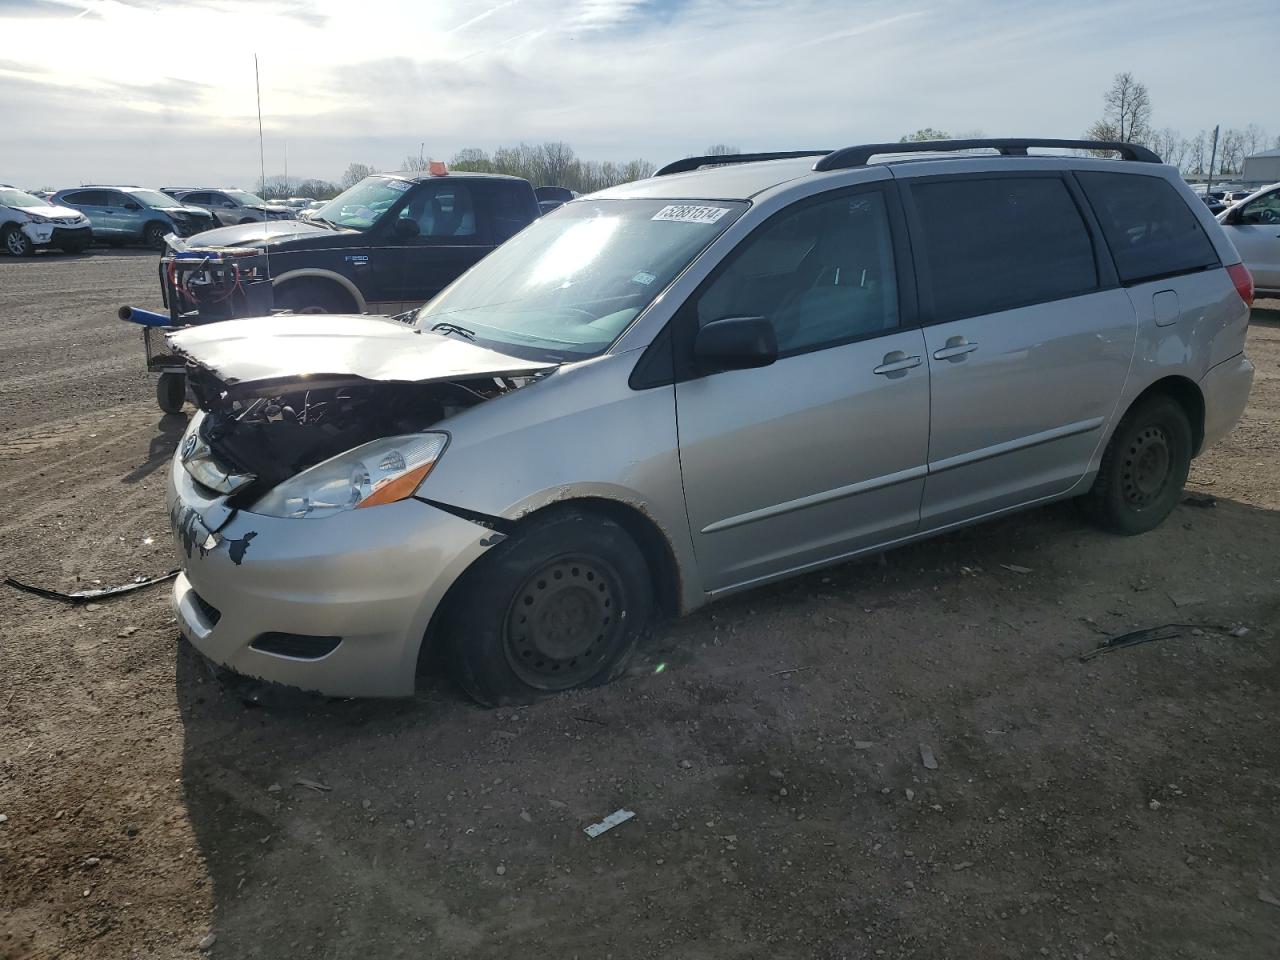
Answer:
[
  {"left": 156, "top": 372, "right": 186, "bottom": 414},
  {"left": 273, "top": 280, "right": 351, "bottom": 315},
  {"left": 3, "top": 225, "right": 34, "bottom": 257},
  {"left": 1084, "top": 394, "right": 1192, "bottom": 535},
  {"left": 144, "top": 222, "right": 169, "bottom": 251},
  {"left": 442, "top": 509, "right": 655, "bottom": 706}
]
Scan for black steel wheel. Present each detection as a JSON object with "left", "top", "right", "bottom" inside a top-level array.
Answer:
[
  {"left": 442, "top": 508, "right": 655, "bottom": 706},
  {"left": 503, "top": 554, "right": 625, "bottom": 690},
  {"left": 1084, "top": 394, "right": 1192, "bottom": 535}
]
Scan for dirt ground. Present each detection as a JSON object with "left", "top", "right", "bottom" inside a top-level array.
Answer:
[{"left": 1, "top": 249, "right": 1277, "bottom": 960}]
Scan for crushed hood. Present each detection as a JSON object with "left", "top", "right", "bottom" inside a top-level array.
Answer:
[
  {"left": 168, "top": 314, "right": 554, "bottom": 389},
  {"left": 185, "top": 219, "right": 331, "bottom": 247}
]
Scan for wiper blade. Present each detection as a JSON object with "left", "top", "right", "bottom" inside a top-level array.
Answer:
[{"left": 430, "top": 321, "right": 476, "bottom": 341}]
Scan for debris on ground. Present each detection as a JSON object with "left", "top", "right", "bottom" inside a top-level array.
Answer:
[
  {"left": 4, "top": 571, "right": 178, "bottom": 604},
  {"left": 920, "top": 744, "right": 939, "bottom": 770},
  {"left": 1001, "top": 564, "right": 1034, "bottom": 574},
  {"left": 197, "top": 933, "right": 217, "bottom": 951},
  {"left": 1079, "top": 624, "right": 1211, "bottom": 662},
  {"left": 1258, "top": 889, "right": 1280, "bottom": 909},
  {"left": 1230, "top": 625, "right": 1251, "bottom": 638},
  {"left": 584, "top": 808, "right": 635, "bottom": 838},
  {"left": 1182, "top": 493, "right": 1218, "bottom": 508},
  {"left": 1169, "top": 594, "right": 1208, "bottom": 607},
  {"left": 295, "top": 778, "right": 332, "bottom": 793},
  {"left": 853, "top": 741, "right": 875, "bottom": 750}
]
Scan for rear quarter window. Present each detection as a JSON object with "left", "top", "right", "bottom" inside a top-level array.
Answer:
[
  {"left": 1076, "top": 171, "right": 1220, "bottom": 284},
  {"left": 909, "top": 175, "right": 1098, "bottom": 323}
]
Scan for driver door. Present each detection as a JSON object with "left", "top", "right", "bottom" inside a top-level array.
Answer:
[{"left": 674, "top": 184, "right": 930, "bottom": 592}]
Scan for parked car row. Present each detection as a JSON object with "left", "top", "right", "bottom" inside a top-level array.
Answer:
[{"left": 0, "top": 185, "right": 93, "bottom": 256}]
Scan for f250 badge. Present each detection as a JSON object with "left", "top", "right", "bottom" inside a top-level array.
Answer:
[{"left": 345, "top": 255, "right": 369, "bottom": 263}]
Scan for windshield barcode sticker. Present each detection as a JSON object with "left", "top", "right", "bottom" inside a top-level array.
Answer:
[
  {"left": 652, "top": 204, "right": 730, "bottom": 224},
  {"left": 386, "top": 180, "right": 413, "bottom": 192}
]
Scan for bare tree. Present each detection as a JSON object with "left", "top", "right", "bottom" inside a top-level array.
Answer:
[
  {"left": 539, "top": 141, "right": 579, "bottom": 186},
  {"left": 401, "top": 154, "right": 430, "bottom": 173},
  {"left": 339, "top": 163, "right": 379, "bottom": 189},
  {"left": 704, "top": 144, "right": 742, "bottom": 155},
  {"left": 1087, "top": 72, "right": 1152, "bottom": 145},
  {"left": 450, "top": 148, "right": 493, "bottom": 173}
]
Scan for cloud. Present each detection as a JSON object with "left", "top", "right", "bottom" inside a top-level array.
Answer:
[{"left": 0, "top": 0, "right": 1277, "bottom": 189}]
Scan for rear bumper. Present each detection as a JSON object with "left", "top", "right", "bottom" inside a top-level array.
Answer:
[
  {"left": 167, "top": 456, "right": 497, "bottom": 697},
  {"left": 1199, "top": 352, "right": 1254, "bottom": 452}
]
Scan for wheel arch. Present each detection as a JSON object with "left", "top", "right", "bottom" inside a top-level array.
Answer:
[
  {"left": 271, "top": 269, "right": 365, "bottom": 312},
  {"left": 1130, "top": 375, "right": 1206, "bottom": 455},
  {"left": 415, "top": 495, "right": 684, "bottom": 679}
]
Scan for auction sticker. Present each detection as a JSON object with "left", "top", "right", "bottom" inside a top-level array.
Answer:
[{"left": 651, "top": 204, "right": 730, "bottom": 224}]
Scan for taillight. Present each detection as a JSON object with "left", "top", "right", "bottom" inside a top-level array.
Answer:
[{"left": 1227, "top": 262, "right": 1254, "bottom": 307}]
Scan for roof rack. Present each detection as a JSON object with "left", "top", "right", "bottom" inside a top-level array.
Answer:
[
  {"left": 654, "top": 150, "right": 832, "bottom": 177},
  {"left": 813, "top": 138, "right": 1161, "bottom": 171}
]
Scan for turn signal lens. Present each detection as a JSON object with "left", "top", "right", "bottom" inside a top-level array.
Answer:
[{"left": 356, "top": 462, "right": 436, "bottom": 509}]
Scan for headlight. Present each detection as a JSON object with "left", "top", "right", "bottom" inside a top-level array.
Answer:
[
  {"left": 26, "top": 214, "right": 51, "bottom": 224},
  {"left": 251, "top": 433, "right": 448, "bottom": 519}
]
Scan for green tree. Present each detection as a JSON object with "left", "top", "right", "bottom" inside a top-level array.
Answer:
[{"left": 899, "top": 128, "right": 950, "bottom": 142}]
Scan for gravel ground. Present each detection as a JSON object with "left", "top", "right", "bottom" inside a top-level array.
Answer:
[{"left": 1, "top": 250, "right": 1278, "bottom": 960}]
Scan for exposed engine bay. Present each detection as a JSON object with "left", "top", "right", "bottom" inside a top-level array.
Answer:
[{"left": 187, "top": 368, "right": 525, "bottom": 504}]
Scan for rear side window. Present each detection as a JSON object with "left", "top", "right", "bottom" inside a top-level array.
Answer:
[
  {"left": 490, "top": 181, "right": 539, "bottom": 242},
  {"left": 910, "top": 176, "right": 1098, "bottom": 323},
  {"left": 1076, "top": 172, "right": 1219, "bottom": 284}
]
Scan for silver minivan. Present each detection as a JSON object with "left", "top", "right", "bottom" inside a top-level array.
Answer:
[{"left": 165, "top": 139, "right": 1256, "bottom": 704}]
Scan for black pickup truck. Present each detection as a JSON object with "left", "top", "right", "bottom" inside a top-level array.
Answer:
[{"left": 166, "top": 171, "right": 542, "bottom": 315}]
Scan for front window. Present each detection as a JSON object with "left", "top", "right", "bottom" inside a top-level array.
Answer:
[
  {"left": 225, "top": 190, "right": 267, "bottom": 207},
  {"left": 414, "top": 198, "right": 748, "bottom": 361},
  {"left": 0, "top": 188, "right": 49, "bottom": 209},
  {"left": 128, "top": 189, "right": 184, "bottom": 209},
  {"left": 1240, "top": 189, "right": 1280, "bottom": 225},
  {"left": 312, "top": 176, "right": 416, "bottom": 230}
]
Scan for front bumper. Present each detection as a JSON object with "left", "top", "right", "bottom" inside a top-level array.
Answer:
[
  {"left": 167, "top": 455, "right": 497, "bottom": 697},
  {"left": 23, "top": 222, "right": 91, "bottom": 247},
  {"left": 1199, "top": 352, "right": 1254, "bottom": 452}
]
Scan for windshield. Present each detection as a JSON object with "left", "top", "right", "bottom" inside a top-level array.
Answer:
[
  {"left": 226, "top": 190, "right": 268, "bottom": 206},
  {"left": 0, "top": 188, "right": 48, "bottom": 208},
  {"left": 128, "top": 189, "right": 185, "bottom": 208},
  {"left": 414, "top": 198, "right": 748, "bottom": 361},
  {"left": 311, "top": 176, "right": 413, "bottom": 230}
]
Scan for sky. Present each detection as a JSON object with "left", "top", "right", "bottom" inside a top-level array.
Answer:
[{"left": 1, "top": 0, "right": 1276, "bottom": 190}]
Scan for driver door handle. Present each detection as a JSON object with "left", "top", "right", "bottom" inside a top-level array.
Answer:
[{"left": 873, "top": 352, "right": 922, "bottom": 375}]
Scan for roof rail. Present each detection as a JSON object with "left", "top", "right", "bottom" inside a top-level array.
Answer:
[
  {"left": 655, "top": 150, "right": 832, "bottom": 177},
  {"left": 813, "top": 138, "right": 1161, "bottom": 171}
]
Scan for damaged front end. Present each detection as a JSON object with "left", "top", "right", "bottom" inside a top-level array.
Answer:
[{"left": 168, "top": 314, "right": 555, "bottom": 518}]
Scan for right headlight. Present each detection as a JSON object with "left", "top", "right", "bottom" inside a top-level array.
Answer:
[{"left": 251, "top": 433, "right": 448, "bottom": 519}]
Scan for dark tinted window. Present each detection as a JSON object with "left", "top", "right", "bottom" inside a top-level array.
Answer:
[
  {"left": 61, "top": 190, "right": 94, "bottom": 205},
  {"left": 491, "top": 181, "right": 539, "bottom": 242},
  {"left": 183, "top": 192, "right": 210, "bottom": 204},
  {"left": 1076, "top": 172, "right": 1219, "bottom": 283},
  {"left": 911, "top": 176, "right": 1097, "bottom": 322},
  {"left": 698, "top": 189, "right": 899, "bottom": 354}
]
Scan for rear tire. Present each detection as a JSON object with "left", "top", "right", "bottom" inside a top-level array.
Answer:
[
  {"left": 273, "top": 280, "right": 351, "bottom": 314},
  {"left": 442, "top": 508, "right": 655, "bottom": 707},
  {"left": 1083, "top": 394, "right": 1192, "bottom": 535},
  {"left": 156, "top": 372, "right": 186, "bottom": 414},
  {"left": 3, "top": 225, "right": 34, "bottom": 257}
]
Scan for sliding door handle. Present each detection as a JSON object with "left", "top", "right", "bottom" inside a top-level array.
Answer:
[{"left": 933, "top": 338, "right": 979, "bottom": 361}]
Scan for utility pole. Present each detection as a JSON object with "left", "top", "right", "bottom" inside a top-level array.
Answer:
[
  {"left": 420, "top": 142, "right": 425, "bottom": 170},
  {"left": 1206, "top": 125, "right": 1219, "bottom": 193},
  {"left": 283, "top": 141, "right": 288, "bottom": 197}
]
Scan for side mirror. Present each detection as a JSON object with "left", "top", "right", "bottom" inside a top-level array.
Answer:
[
  {"left": 694, "top": 316, "right": 778, "bottom": 374},
  {"left": 222, "top": 202, "right": 235, "bottom": 209},
  {"left": 391, "top": 217, "right": 420, "bottom": 240}
]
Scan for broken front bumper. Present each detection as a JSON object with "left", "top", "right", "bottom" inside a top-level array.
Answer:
[{"left": 167, "top": 452, "right": 497, "bottom": 697}]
